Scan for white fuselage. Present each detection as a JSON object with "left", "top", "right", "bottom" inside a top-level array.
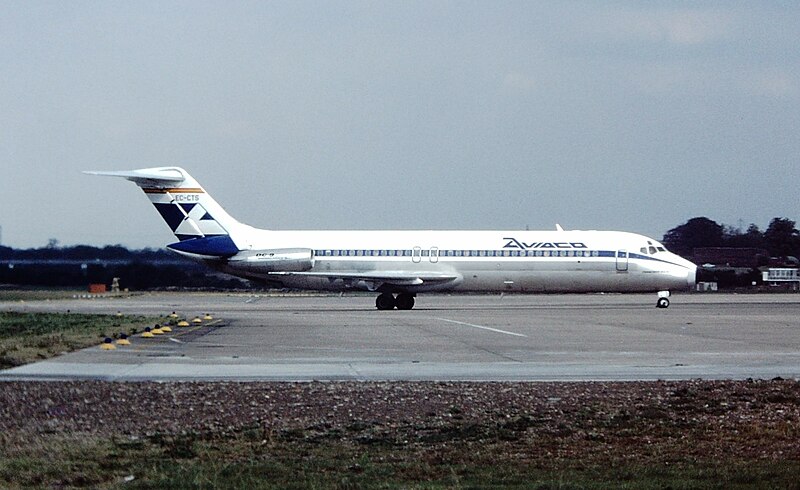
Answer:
[{"left": 215, "top": 227, "right": 697, "bottom": 294}]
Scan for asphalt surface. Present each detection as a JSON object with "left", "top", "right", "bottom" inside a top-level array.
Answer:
[{"left": 2, "top": 292, "right": 799, "bottom": 381}]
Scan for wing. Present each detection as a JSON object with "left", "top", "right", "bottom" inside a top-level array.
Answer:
[{"left": 269, "top": 270, "right": 461, "bottom": 290}]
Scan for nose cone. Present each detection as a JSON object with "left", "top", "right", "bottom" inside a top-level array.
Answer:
[
  {"left": 686, "top": 261, "right": 697, "bottom": 290},
  {"left": 665, "top": 253, "right": 697, "bottom": 291},
  {"left": 673, "top": 254, "right": 697, "bottom": 290}
]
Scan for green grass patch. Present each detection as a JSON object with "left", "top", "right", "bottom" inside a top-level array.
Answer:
[
  {"left": 0, "top": 312, "right": 159, "bottom": 368},
  {"left": 0, "top": 289, "right": 85, "bottom": 301},
  {"left": 1, "top": 431, "right": 798, "bottom": 489}
]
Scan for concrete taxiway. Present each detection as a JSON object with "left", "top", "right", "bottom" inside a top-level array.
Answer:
[{"left": 2, "top": 292, "right": 799, "bottom": 381}]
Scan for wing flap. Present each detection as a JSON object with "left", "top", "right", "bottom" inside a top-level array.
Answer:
[{"left": 269, "top": 270, "right": 459, "bottom": 287}]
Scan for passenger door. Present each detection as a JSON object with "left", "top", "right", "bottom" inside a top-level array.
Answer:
[
  {"left": 412, "top": 246, "right": 422, "bottom": 263},
  {"left": 616, "top": 250, "right": 628, "bottom": 272}
]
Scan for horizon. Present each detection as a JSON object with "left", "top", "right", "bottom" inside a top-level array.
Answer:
[{"left": 1, "top": 213, "right": 793, "bottom": 251}]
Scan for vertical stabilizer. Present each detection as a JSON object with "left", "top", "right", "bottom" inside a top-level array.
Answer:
[{"left": 85, "top": 167, "right": 244, "bottom": 250}]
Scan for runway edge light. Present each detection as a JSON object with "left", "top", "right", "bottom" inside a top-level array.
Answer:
[
  {"left": 100, "top": 338, "right": 116, "bottom": 350},
  {"left": 141, "top": 327, "right": 154, "bottom": 338},
  {"left": 116, "top": 333, "right": 131, "bottom": 345}
]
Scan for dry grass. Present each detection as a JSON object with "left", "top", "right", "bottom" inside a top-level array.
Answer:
[{"left": 1, "top": 380, "right": 799, "bottom": 488}]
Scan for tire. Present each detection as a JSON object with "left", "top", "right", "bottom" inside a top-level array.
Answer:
[
  {"left": 396, "top": 293, "right": 415, "bottom": 310},
  {"left": 376, "top": 293, "right": 396, "bottom": 310},
  {"left": 656, "top": 297, "right": 670, "bottom": 309}
]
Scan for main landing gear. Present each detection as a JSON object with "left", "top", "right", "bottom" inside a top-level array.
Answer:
[
  {"left": 656, "top": 291, "right": 670, "bottom": 309},
  {"left": 376, "top": 293, "right": 416, "bottom": 310}
]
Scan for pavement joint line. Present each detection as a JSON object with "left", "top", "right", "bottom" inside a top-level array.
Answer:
[
  {"left": 172, "top": 319, "right": 224, "bottom": 338},
  {"left": 432, "top": 317, "right": 527, "bottom": 337},
  {"left": 156, "top": 319, "right": 225, "bottom": 344},
  {"left": 122, "top": 319, "right": 223, "bottom": 353},
  {"left": 348, "top": 363, "right": 363, "bottom": 377}
]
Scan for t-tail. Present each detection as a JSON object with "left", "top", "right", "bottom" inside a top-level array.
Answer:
[{"left": 84, "top": 167, "right": 244, "bottom": 259}]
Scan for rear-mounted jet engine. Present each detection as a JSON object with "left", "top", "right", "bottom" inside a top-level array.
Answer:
[{"left": 226, "top": 248, "right": 314, "bottom": 272}]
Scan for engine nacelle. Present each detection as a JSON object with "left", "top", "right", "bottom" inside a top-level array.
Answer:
[{"left": 227, "top": 248, "right": 314, "bottom": 272}]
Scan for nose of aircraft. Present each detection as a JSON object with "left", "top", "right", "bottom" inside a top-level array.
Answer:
[
  {"left": 686, "top": 261, "right": 697, "bottom": 290},
  {"left": 667, "top": 253, "right": 697, "bottom": 291}
]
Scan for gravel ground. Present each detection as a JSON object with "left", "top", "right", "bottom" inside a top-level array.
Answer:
[{"left": 2, "top": 379, "right": 799, "bottom": 467}]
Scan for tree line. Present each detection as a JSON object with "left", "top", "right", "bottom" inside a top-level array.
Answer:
[
  {"left": 662, "top": 217, "right": 800, "bottom": 259},
  {"left": 0, "top": 244, "right": 250, "bottom": 290}
]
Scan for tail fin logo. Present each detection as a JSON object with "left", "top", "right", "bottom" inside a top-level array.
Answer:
[{"left": 150, "top": 194, "right": 228, "bottom": 241}]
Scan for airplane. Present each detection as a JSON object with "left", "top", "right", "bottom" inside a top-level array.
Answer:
[{"left": 86, "top": 167, "right": 697, "bottom": 309}]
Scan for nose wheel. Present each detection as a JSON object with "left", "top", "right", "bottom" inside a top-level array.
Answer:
[{"left": 656, "top": 291, "right": 670, "bottom": 309}]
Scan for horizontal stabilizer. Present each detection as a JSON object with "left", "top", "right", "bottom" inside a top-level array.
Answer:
[{"left": 84, "top": 167, "right": 185, "bottom": 187}]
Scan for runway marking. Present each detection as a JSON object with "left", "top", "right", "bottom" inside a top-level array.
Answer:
[{"left": 433, "top": 318, "right": 527, "bottom": 337}]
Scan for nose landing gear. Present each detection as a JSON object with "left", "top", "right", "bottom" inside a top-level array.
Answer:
[{"left": 656, "top": 291, "right": 670, "bottom": 308}]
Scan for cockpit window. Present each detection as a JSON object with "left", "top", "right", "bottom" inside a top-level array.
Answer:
[
  {"left": 649, "top": 246, "right": 657, "bottom": 254},
  {"left": 640, "top": 247, "right": 648, "bottom": 254},
  {"left": 657, "top": 247, "right": 665, "bottom": 252}
]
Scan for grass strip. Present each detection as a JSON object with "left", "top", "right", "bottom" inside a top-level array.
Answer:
[
  {"left": 0, "top": 312, "right": 159, "bottom": 368},
  {"left": 2, "top": 431, "right": 799, "bottom": 489},
  {"left": 0, "top": 289, "right": 87, "bottom": 301}
]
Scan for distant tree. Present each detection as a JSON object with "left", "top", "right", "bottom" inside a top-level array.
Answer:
[
  {"left": 662, "top": 217, "right": 724, "bottom": 256},
  {"left": 724, "top": 223, "right": 766, "bottom": 249},
  {"left": 63, "top": 245, "right": 101, "bottom": 260},
  {"left": 764, "top": 217, "right": 800, "bottom": 257},
  {"left": 46, "top": 238, "right": 59, "bottom": 249},
  {"left": 101, "top": 245, "right": 133, "bottom": 260}
]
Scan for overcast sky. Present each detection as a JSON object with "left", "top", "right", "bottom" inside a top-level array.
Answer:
[{"left": 1, "top": 1, "right": 798, "bottom": 249}]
